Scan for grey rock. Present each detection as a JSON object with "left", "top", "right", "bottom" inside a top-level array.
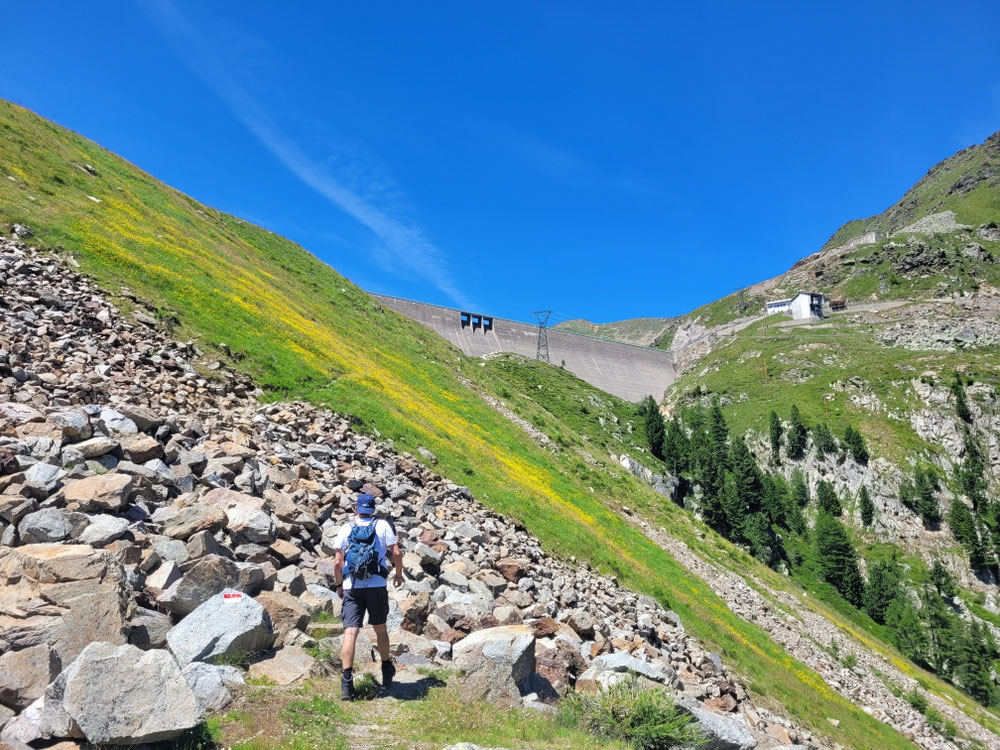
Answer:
[
  {"left": 18, "top": 507, "right": 74, "bottom": 543},
  {"left": 452, "top": 625, "right": 535, "bottom": 705},
  {"left": 24, "top": 462, "right": 64, "bottom": 492},
  {"left": 166, "top": 589, "right": 275, "bottom": 666},
  {"left": 181, "top": 662, "right": 234, "bottom": 713},
  {"left": 685, "top": 705, "right": 757, "bottom": 750},
  {"left": 78, "top": 514, "right": 130, "bottom": 546},
  {"left": 157, "top": 554, "right": 250, "bottom": 615},
  {"left": 60, "top": 642, "right": 203, "bottom": 744},
  {"left": 129, "top": 607, "right": 173, "bottom": 650},
  {"left": 48, "top": 410, "right": 92, "bottom": 441},
  {"left": 592, "top": 651, "right": 676, "bottom": 684},
  {"left": 68, "top": 436, "right": 118, "bottom": 459},
  {"left": 98, "top": 408, "right": 138, "bottom": 437}
]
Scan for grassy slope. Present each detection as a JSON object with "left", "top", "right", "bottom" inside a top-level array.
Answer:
[
  {"left": 822, "top": 131, "right": 1000, "bottom": 251},
  {"left": 668, "top": 313, "right": 1000, "bottom": 464},
  {"left": 554, "top": 316, "right": 677, "bottom": 347},
  {"left": 0, "top": 99, "right": 918, "bottom": 747}
]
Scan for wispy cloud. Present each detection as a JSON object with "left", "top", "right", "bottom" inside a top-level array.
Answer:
[
  {"left": 488, "top": 125, "right": 663, "bottom": 197},
  {"left": 140, "top": 0, "right": 474, "bottom": 309}
]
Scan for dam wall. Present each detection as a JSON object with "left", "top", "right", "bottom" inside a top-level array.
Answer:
[{"left": 372, "top": 293, "right": 676, "bottom": 402}]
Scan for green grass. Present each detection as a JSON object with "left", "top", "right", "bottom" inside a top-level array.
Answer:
[
  {"left": 0, "top": 99, "right": 927, "bottom": 748},
  {"left": 388, "top": 678, "right": 625, "bottom": 749},
  {"left": 667, "top": 313, "right": 1000, "bottom": 464},
  {"left": 554, "top": 316, "right": 678, "bottom": 347},
  {"left": 558, "top": 676, "right": 705, "bottom": 749}
]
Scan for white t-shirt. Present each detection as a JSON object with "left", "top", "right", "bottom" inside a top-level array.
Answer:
[{"left": 334, "top": 517, "right": 397, "bottom": 590}]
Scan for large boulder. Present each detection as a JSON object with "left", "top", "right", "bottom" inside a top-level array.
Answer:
[
  {"left": 0, "top": 545, "right": 132, "bottom": 672},
  {"left": 62, "top": 473, "right": 134, "bottom": 512},
  {"left": 590, "top": 651, "right": 677, "bottom": 685},
  {"left": 157, "top": 554, "right": 261, "bottom": 615},
  {"left": 256, "top": 590, "right": 310, "bottom": 642},
  {"left": 0, "top": 643, "right": 59, "bottom": 711},
  {"left": 200, "top": 488, "right": 275, "bottom": 544},
  {"left": 161, "top": 504, "right": 228, "bottom": 540},
  {"left": 17, "top": 508, "right": 79, "bottom": 543},
  {"left": 452, "top": 625, "right": 535, "bottom": 705},
  {"left": 166, "top": 589, "right": 275, "bottom": 666},
  {"left": 685, "top": 705, "right": 757, "bottom": 750},
  {"left": 61, "top": 642, "right": 203, "bottom": 744}
]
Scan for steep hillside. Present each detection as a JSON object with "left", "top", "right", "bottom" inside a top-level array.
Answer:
[
  {"left": 640, "top": 132, "right": 1000, "bottom": 734},
  {"left": 822, "top": 132, "right": 1000, "bottom": 251},
  {"left": 554, "top": 316, "right": 678, "bottom": 347},
  {"left": 0, "top": 100, "right": 935, "bottom": 747}
]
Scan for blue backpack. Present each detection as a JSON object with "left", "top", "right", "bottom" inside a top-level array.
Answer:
[{"left": 345, "top": 520, "right": 388, "bottom": 581}]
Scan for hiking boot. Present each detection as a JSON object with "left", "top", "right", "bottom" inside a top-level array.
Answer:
[
  {"left": 381, "top": 660, "right": 396, "bottom": 691},
  {"left": 341, "top": 673, "right": 355, "bottom": 701}
]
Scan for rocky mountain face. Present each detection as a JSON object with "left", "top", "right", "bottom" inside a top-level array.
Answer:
[{"left": 0, "top": 237, "right": 820, "bottom": 747}]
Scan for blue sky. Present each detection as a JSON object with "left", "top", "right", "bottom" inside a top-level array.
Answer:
[{"left": 3, "top": 2, "right": 999, "bottom": 323}]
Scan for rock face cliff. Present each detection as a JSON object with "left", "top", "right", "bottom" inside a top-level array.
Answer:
[{"left": 0, "top": 238, "right": 813, "bottom": 747}]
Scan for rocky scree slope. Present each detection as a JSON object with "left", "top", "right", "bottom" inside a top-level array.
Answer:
[{"left": 0, "top": 238, "right": 815, "bottom": 748}]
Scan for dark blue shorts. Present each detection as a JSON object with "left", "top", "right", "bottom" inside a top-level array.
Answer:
[{"left": 342, "top": 586, "right": 389, "bottom": 628}]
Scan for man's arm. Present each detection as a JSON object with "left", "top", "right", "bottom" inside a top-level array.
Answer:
[
  {"left": 389, "top": 543, "right": 403, "bottom": 586},
  {"left": 333, "top": 548, "right": 345, "bottom": 599}
]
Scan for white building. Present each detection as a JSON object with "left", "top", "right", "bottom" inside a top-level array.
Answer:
[
  {"left": 789, "top": 291, "right": 824, "bottom": 320},
  {"left": 765, "top": 298, "right": 792, "bottom": 315}
]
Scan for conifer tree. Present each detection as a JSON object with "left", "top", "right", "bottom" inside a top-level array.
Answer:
[
  {"left": 816, "top": 480, "right": 842, "bottom": 516},
  {"left": 948, "top": 497, "right": 988, "bottom": 569},
  {"left": 699, "top": 470, "right": 734, "bottom": 537},
  {"left": 709, "top": 400, "right": 729, "bottom": 468},
  {"left": 768, "top": 410, "right": 782, "bottom": 461},
  {"left": 663, "top": 416, "right": 689, "bottom": 475},
  {"left": 744, "top": 511, "right": 777, "bottom": 566},
  {"left": 863, "top": 556, "right": 902, "bottom": 624},
  {"left": 730, "top": 437, "right": 763, "bottom": 514},
  {"left": 721, "top": 471, "right": 747, "bottom": 539},
  {"left": 786, "top": 404, "right": 808, "bottom": 459},
  {"left": 761, "top": 474, "right": 787, "bottom": 527},
  {"left": 922, "top": 586, "right": 957, "bottom": 675},
  {"left": 843, "top": 425, "right": 869, "bottom": 464},
  {"left": 812, "top": 422, "right": 837, "bottom": 459},
  {"left": 957, "top": 428, "right": 988, "bottom": 512},
  {"left": 643, "top": 397, "right": 666, "bottom": 460},
  {"left": 791, "top": 468, "right": 809, "bottom": 507},
  {"left": 929, "top": 560, "right": 957, "bottom": 598},
  {"left": 814, "top": 511, "right": 864, "bottom": 606},
  {"left": 953, "top": 621, "right": 999, "bottom": 706},
  {"left": 859, "top": 485, "right": 874, "bottom": 526},
  {"left": 952, "top": 371, "right": 973, "bottom": 424},
  {"left": 885, "top": 596, "right": 928, "bottom": 665}
]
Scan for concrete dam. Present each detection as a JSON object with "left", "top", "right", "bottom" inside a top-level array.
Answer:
[{"left": 371, "top": 294, "right": 677, "bottom": 402}]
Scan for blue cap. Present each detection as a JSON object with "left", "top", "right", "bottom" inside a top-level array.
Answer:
[{"left": 356, "top": 493, "right": 376, "bottom": 514}]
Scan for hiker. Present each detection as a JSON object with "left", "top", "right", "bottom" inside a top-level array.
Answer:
[{"left": 332, "top": 492, "right": 403, "bottom": 700}]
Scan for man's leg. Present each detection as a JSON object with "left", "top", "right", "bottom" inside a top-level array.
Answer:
[
  {"left": 372, "top": 624, "right": 390, "bottom": 662},
  {"left": 368, "top": 588, "right": 395, "bottom": 691},
  {"left": 340, "top": 589, "right": 365, "bottom": 700},
  {"left": 341, "top": 627, "right": 360, "bottom": 669}
]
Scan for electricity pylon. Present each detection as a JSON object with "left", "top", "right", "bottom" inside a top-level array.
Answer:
[{"left": 531, "top": 310, "right": 552, "bottom": 363}]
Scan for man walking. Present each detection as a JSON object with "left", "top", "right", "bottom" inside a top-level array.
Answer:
[{"left": 332, "top": 492, "right": 403, "bottom": 700}]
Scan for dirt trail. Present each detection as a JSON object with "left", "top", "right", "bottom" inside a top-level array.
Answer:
[{"left": 344, "top": 664, "right": 443, "bottom": 750}]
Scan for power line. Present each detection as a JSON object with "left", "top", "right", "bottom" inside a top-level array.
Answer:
[{"left": 530, "top": 310, "right": 552, "bottom": 363}]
